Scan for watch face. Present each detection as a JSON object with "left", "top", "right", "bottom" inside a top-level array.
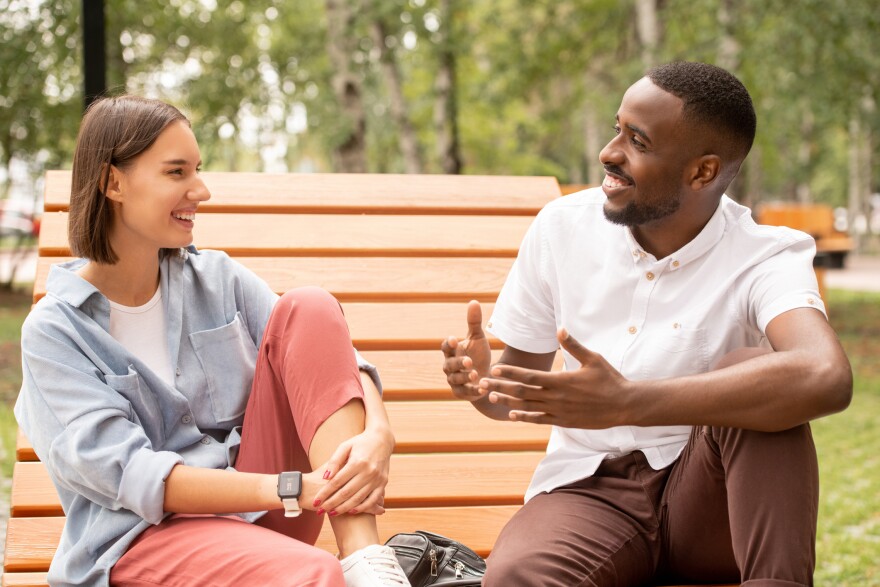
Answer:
[{"left": 278, "top": 471, "right": 302, "bottom": 498}]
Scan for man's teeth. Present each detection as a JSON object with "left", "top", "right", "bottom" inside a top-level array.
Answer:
[
  {"left": 604, "top": 175, "right": 630, "bottom": 188},
  {"left": 173, "top": 212, "right": 195, "bottom": 221}
]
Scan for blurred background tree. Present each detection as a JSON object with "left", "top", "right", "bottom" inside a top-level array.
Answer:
[{"left": 1, "top": 0, "right": 878, "bottom": 241}]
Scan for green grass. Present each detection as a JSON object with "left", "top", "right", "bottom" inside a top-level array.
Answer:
[{"left": 0, "top": 287, "right": 878, "bottom": 583}]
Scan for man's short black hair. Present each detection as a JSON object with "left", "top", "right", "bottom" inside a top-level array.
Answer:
[{"left": 647, "top": 61, "right": 756, "bottom": 160}]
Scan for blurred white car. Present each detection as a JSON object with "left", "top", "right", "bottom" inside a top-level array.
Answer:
[{"left": 0, "top": 200, "right": 37, "bottom": 238}]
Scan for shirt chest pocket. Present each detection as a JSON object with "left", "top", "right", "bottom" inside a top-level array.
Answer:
[
  {"left": 639, "top": 326, "right": 709, "bottom": 380},
  {"left": 105, "top": 367, "right": 165, "bottom": 443},
  {"left": 189, "top": 312, "right": 258, "bottom": 424}
]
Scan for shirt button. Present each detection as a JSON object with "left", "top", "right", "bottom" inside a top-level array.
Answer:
[
  {"left": 646, "top": 272, "right": 655, "bottom": 281},
  {"left": 672, "top": 260, "right": 680, "bottom": 268},
  {"left": 200, "top": 437, "right": 211, "bottom": 445},
  {"left": 176, "top": 368, "right": 181, "bottom": 376},
  {"left": 486, "top": 321, "right": 493, "bottom": 328},
  {"left": 673, "top": 322, "right": 680, "bottom": 329},
  {"left": 628, "top": 326, "right": 637, "bottom": 334},
  {"left": 182, "top": 415, "right": 192, "bottom": 424},
  {"left": 807, "top": 298, "right": 816, "bottom": 305}
]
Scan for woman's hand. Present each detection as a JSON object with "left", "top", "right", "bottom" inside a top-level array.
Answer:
[{"left": 310, "top": 426, "right": 394, "bottom": 516}]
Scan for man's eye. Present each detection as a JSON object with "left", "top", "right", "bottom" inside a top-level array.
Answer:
[
  {"left": 631, "top": 137, "right": 645, "bottom": 148},
  {"left": 613, "top": 126, "right": 621, "bottom": 135}
]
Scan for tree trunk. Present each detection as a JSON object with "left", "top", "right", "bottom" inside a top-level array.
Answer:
[
  {"left": 325, "top": 0, "right": 367, "bottom": 172},
  {"left": 796, "top": 106, "right": 814, "bottom": 203},
  {"left": 434, "top": 0, "right": 462, "bottom": 174},
  {"left": 848, "top": 111, "right": 874, "bottom": 249},
  {"left": 634, "top": 0, "right": 659, "bottom": 69},
  {"left": 716, "top": 0, "right": 751, "bottom": 204},
  {"left": 716, "top": 0, "right": 740, "bottom": 71},
  {"left": 369, "top": 13, "right": 422, "bottom": 173},
  {"left": 583, "top": 105, "right": 603, "bottom": 186}
]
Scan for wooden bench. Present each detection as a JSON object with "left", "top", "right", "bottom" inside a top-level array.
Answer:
[{"left": 3, "top": 171, "right": 733, "bottom": 586}]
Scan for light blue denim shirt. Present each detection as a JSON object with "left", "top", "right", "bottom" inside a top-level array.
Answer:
[{"left": 14, "top": 247, "right": 380, "bottom": 586}]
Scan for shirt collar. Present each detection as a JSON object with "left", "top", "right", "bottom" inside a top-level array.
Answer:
[
  {"left": 623, "top": 196, "right": 728, "bottom": 271},
  {"left": 45, "top": 246, "right": 200, "bottom": 309}
]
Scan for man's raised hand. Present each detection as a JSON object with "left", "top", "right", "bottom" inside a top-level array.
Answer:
[{"left": 441, "top": 300, "right": 493, "bottom": 401}]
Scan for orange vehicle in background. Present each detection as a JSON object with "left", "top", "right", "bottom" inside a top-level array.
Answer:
[{"left": 756, "top": 203, "right": 854, "bottom": 268}]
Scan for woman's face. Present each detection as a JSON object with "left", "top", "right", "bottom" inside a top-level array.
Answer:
[{"left": 107, "top": 120, "right": 211, "bottom": 257}]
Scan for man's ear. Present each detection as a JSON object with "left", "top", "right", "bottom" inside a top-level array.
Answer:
[
  {"left": 102, "top": 164, "right": 125, "bottom": 203},
  {"left": 688, "top": 155, "right": 721, "bottom": 191}
]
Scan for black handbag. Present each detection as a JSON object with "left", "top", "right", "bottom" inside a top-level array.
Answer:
[{"left": 385, "top": 530, "right": 487, "bottom": 586}]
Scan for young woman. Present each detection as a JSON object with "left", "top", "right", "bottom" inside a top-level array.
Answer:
[{"left": 15, "top": 95, "right": 410, "bottom": 587}]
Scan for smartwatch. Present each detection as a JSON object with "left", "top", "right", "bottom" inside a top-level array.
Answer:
[{"left": 277, "top": 471, "right": 303, "bottom": 518}]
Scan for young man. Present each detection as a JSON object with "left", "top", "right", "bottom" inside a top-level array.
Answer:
[{"left": 442, "top": 62, "right": 852, "bottom": 586}]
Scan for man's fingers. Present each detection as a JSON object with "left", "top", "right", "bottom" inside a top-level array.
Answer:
[
  {"left": 440, "top": 336, "right": 459, "bottom": 358},
  {"left": 509, "top": 410, "right": 551, "bottom": 424},
  {"left": 557, "top": 328, "right": 595, "bottom": 364},
  {"left": 442, "top": 355, "right": 472, "bottom": 376},
  {"left": 466, "top": 300, "right": 485, "bottom": 338}
]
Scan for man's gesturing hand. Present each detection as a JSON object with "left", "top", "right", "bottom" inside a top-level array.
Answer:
[
  {"left": 480, "top": 328, "right": 633, "bottom": 428},
  {"left": 441, "top": 300, "right": 493, "bottom": 401}
]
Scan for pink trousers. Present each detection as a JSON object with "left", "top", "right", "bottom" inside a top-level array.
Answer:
[{"left": 110, "top": 287, "right": 365, "bottom": 587}]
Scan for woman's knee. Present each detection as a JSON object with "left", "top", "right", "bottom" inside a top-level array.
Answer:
[
  {"left": 252, "top": 545, "right": 345, "bottom": 586},
  {"left": 277, "top": 286, "right": 341, "bottom": 315}
]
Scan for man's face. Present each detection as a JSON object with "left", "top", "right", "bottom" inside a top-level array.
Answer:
[{"left": 599, "top": 78, "right": 693, "bottom": 227}]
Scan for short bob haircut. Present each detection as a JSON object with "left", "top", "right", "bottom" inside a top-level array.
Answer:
[{"left": 68, "top": 95, "right": 189, "bottom": 264}]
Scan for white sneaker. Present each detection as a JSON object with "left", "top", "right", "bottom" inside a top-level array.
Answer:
[{"left": 340, "top": 544, "right": 411, "bottom": 587}]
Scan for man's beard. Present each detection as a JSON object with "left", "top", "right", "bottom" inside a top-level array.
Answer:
[{"left": 603, "top": 194, "right": 681, "bottom": 227}]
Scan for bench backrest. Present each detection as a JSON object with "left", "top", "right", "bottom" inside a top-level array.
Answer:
[{"left": 3, "top": 171, "right": 561, "bottom": 586}]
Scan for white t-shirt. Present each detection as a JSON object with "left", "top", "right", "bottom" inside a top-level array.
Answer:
[
  {"left": 487, "top": 188, "right": 826, "bottom": 502},
  {"left": 109, "top": 286, "right": 174, "bottom": 385}
]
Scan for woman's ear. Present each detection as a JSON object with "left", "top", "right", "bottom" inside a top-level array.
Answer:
[
  {"left": 688, "top": 154, "right": 721, "bottom": 191},
  {"left": 103, "top": 164, "right": 125, "bottom": 203}
]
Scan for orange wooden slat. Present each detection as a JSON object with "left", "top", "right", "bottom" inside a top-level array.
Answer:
[
  {"left": 343, "top": 302, "right": 498, "bottom": 351},
  {"left": 3, "top": 517, "right": 65, "bottom": 573},
  {"left": 16, "top": 428, "right": 36, "bottom": 462},
  {"left": 43, "top": 170, "right": 560, "bottom": 215},
  {"left": 14, "top": 401, "right": 549, "bottom": 463},
  {"left": 390, "top": 402, "right": 550, "bottom": 453},
  {"left": 33, "top": 256, "right": 515, "bottom": 304},
  {"left": 11, "top": 452, "right": 543, "bottom": 517},
  {"left": 4, "top": 508, "right": 518, "bottom": 571},
  {"left": 38, "top": 212, "right": 534, "bottom": 258},
  {"left": 0, "top": 572, "right": 49, "bottom": 587}
]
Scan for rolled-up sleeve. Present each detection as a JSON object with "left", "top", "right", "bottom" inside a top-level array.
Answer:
[{"left": 18, "top": 317, "right": 182, "bottom": 524}]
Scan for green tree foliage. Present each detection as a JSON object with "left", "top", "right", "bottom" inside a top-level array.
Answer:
[{"left": 1, "top": 0, "right": 879, "bottom": 209}]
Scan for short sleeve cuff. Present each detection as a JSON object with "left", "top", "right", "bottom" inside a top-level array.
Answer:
[
  {"left": 486, "top": 314, "right": 559, "bottom": 355},
  {"left": 118, "top": 448, "right": 184, "bottom": 524},
  {"left": 756, "top": 291, "right": 827, "bottom": 333},
  {"left": 355, "top": 349, "right": 383, "bottom": 395}
]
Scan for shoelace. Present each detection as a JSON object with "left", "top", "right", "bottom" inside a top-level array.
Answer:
[{"left": 364, "top": 549, "right": 409, "bottom": 585}]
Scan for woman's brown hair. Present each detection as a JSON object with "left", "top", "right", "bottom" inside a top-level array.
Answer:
[{"left": 68, "top": 95, "right": 189, "bottom": 264}]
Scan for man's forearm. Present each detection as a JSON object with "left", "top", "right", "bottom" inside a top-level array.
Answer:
[{"left": 627, "top": 346, "right": 852, "bottom": 432}]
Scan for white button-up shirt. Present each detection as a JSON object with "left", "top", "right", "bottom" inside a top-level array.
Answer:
[{"left": 487, "top": 188, "right": 825, "bottom": 501}]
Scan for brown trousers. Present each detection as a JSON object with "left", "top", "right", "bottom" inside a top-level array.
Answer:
[
  {"left": 110, "top": 287, "right": 364, "bottom": 587},
  {"left": 484, "top": 424, "right": 819, "bottom": 587}
]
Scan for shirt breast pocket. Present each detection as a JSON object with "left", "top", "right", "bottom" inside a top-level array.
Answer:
[
  {"left": 189, "top": 312, "right": 258, "bottom": 424},
  {"left": 639, "top": 326, "right": 709, "bottom": 380},
  {"left": 105, "top": 367, "right": 165, "bottom": 443}
]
